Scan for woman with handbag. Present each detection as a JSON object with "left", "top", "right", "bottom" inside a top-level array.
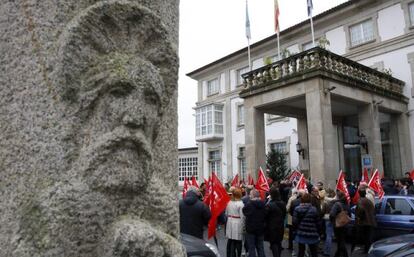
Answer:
[{"left": 329, "top": 191, "right": 351, "bottom": 257}]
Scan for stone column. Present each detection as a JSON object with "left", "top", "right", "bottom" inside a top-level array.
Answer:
[
  {"left": 358, "top": 103, "right": 384, "bottom": 172},
  {"left": 305, "top": 78, "right": 338, "bottom": 185},
  {"left": 297, "top": 118, "right": 310, "bottom": 173},
  {"left": 0, "top": 1, "right": 184, "bottom": 256},
  {"left": 244, "top": 98, "right": 266, "bottom": 179},
  {"left": 395, "top": 113, "right": 413, "bottom": 174}
]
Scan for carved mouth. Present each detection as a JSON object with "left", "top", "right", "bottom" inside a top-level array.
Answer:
[{"left": 79, "top": 127, "right": 153, "bottom": 192}]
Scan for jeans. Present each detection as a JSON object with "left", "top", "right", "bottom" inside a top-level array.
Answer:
[
  {"left": 245, "top": 233, "right": 266, "bottom": 257},
  {"left": 323, "top": 220, "right": 333, "bottom": 256},
  {"left": 226, "top": 239, "right": 242, "bottom": 257},
  {"left": 334, "top": 227, "right": 349, "bottom": 257}
]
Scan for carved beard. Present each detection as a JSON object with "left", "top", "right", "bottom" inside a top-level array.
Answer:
[{"left": 76, "top": 125, "right": 153, "bottom": 193}]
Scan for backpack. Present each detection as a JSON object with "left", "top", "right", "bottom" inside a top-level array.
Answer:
[{"left": 335, "top": 203, "right": 351, "bottom": 228}]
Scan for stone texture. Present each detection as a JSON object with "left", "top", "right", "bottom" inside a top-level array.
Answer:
[{"left": 0, "top": 0, "right": 184, "bottom": 256}]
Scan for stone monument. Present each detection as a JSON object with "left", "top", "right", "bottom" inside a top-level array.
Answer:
[{"left": 0, "top": 0, "right": 185, "bottom": 256}]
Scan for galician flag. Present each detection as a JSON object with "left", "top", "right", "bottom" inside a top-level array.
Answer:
[
  {"left": 274, "top": 0, "right": 280, "bottom": 33},
  {"left": 245, "top": 0, "right": 251, "bottom": 39},
  {"left": 307, "top": 0, "right": 313, "bottom": 17}
]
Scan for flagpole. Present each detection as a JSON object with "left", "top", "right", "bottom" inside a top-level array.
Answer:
[
  {"left": 277, "top": 32, "right": 280, "bottom": 60},
  {"left": 248, "top": 38, "right": 252, "bottom": 71},
  {"left": 310, "top": 15, "right": 315, "bottom": 46}
]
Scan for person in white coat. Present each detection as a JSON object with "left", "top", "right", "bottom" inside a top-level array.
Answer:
[{"left": 226, "top": 187, "right": 245, "bottom": 257}]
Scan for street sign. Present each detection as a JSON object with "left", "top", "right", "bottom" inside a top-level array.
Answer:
[{"left": 361, "top": 154, "right": 372, "bottom": 170}]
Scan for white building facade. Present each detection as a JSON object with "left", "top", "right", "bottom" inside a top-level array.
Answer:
[{"left": 187, "top": 0, "right": 414, "bottom": 185}]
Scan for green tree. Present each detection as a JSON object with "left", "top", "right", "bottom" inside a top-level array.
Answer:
[{"left": 266, "top": 148, "right": 289, "bottom": 182}]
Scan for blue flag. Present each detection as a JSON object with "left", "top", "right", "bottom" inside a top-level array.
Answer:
[{"left": 307, "top": 0, "right": 313, "bottom": 17}]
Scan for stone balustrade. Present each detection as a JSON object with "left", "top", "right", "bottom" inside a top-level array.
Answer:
[{"left": 242, "top": 47, "right": 405, "bottom": 97}]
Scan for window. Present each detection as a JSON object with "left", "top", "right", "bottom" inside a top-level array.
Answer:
[
  {"left": 238, "top": 147, "right": 247, "bottom": 181},
  {"left": 270, "top": 55, "right": 280, "bottom": 62},
  {"left": 384, "top": 198, "right": 414, "bottom": 215},
  {"left": 302, "top": 41, "right": 314, "bottom": 51},
  {"left": 237, "top": 104, "right": 245, "bottom": 127},
  {"left": 409, "top": 3, "right": 414, "bottom": 26},
  {"left": 195, "top": 104, "right": 223, "bottom": 137},
  {"left": 208, "top": 150, "right": 221, "bottom": 179},
  {"left": 207, "top": 78, "right": 219, "bottom": 96},
  {"left": 178, "top": 157, "right": 198, "bottom": 181},
  {"left": 267, "top": 114, "right": 286, "bottom": 123},
  {"left": 349, "top": 19, "right": 374, "bottom": 47},
  {"left": 270, "top": 141, "right": 287, "bottom": 154},
  {"left": 237, "top": 66, "right": 249, "bottom": 86}
]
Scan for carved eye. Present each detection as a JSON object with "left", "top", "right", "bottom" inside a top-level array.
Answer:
[
  {"left": 109, "top": 82, "right": 132, "bottom": 98},
  {"left": 144, "top": 88, "right": 159, "bottom": 105}
]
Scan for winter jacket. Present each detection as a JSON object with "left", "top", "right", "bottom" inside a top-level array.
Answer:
[
  {"left": 292, "top": 203, "right": 320, "bottom": 240},
  {"left": 179, "top": 191, "right": 211, "bottom": 239},
  {"left": 242, "top": 198, "right": 266, "bottom": 235},
  {"left": 329, "top": 200, "right": 351, "bottom": 226},
  {"left": 264, "top": 200, "right": 287, "bottom": 243},
  {"left": 356, "top": 197, "right": 377, "bottom": 227}
]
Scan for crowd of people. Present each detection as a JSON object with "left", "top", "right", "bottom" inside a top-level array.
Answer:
[{"left": 179, "top": 172, "right": 414, "bottom": 257}]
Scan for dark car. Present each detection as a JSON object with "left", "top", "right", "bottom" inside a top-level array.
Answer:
[
  {"left": 349, "top": 195, "right": 414, "bottom": 240},
  {"left": 180, "top": 233, "right": 220, "bottom": 257},
  {"left": 368, "top": 234, "right": 414, "bottom": 257}
]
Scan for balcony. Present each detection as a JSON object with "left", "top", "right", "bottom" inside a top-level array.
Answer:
[
  {"left": 195, "top": 104, "right": 224, "bottom": 142},
  {"left": 240, "top": 47, "right": 406, "bottom": 101}
]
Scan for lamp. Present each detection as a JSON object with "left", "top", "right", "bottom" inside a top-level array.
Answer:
[
  {"left": 296, "top": 142, "right": 305, "bottom": 159},
  {"left": 358, "top": 133, "right": 368, "bottom": 153}
]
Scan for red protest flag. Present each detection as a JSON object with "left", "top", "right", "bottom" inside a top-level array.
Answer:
[
  {"left": 256, "top": 167, "right": 270, "bottom": 200},
  {"left": 368, "top": 169, "right": 385, "bottom": 200},
  {"left": 207, "top": 172, "right": 231, "bottom": 239},
  {"left": 248, "top": 174, "right": 255, "bottom": 186},
  {"left": 361, "top": 168, "right": 369, "bottom": 183},
  {"left": 255, "top": 167, "right": 270, "bottom": 191},
  {"left": 295, "top": 174, "right": 308, "bottom": 192},
  {"left": 231, "top": 174, "right": 240, "bottom": 187},
  {"left": 335, "top": 170, "right": 351, "bottom": 203},
  {"left": 351, "top": 190, "right": 360, "bottom": 205},
  {"left": 203, "top": 177, "right": 212, "bottom": 206},
  {"left": 182, "top": 177, "right": 190, "bottom": 198},
  {"left": 287, "top": 170, "right": 302, "bottom": 183},
  {"left": 410, "top": 169, "right": 414, "bottom": 182},
  {"left": 191, "top": 176, "right": 199, "bottom": 188}
]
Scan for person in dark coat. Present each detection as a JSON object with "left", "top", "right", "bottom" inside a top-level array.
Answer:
[
  {"left": 292, "top": 193, "right": 320, "bottom": 257},
  {"left": 265, "top": 186, "right": 287, "bottom": 257},
  {"left": 352, "top": 189, "right": 377, "bottom": 253},
  {"left": 330, "top": 191, "right": 351, "bottom": 257},
  {"left": 243, "top": 189, "right": 266, "bottom": 257},
  {"left": 179, "top": 186, "right": 211, "bottom": 239}
]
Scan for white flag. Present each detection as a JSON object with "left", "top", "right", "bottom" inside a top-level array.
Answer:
[{"left": 245, "top": 0, "right": 251, "bottom": 39}]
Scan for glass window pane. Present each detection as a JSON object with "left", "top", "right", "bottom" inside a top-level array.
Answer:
[
  {"left": 385, "top": 199, "right": 414, "bottom": 215},
  {"left": 410, "top": 3, "right": 414, "bottom": 25}
]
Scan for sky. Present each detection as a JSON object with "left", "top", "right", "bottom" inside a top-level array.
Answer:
[{"left": 177, "top": 0, "right": 348, "bottom": 148}]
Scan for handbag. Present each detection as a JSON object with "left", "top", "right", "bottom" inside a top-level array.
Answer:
[{"left": 335, "top": 203, "right": 351, "bottom": 227}]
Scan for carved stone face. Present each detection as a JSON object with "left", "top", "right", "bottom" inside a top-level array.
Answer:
[
  {"left": 22, "top": 1, "right": 185, "bottom": 256},
  {"left": 75, "top": 55, "right": 163, "bottom": 192}
]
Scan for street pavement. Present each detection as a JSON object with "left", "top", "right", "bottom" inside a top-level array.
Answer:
[{"left": 205, "top": 227, "right": 368, "bottom": 257}]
